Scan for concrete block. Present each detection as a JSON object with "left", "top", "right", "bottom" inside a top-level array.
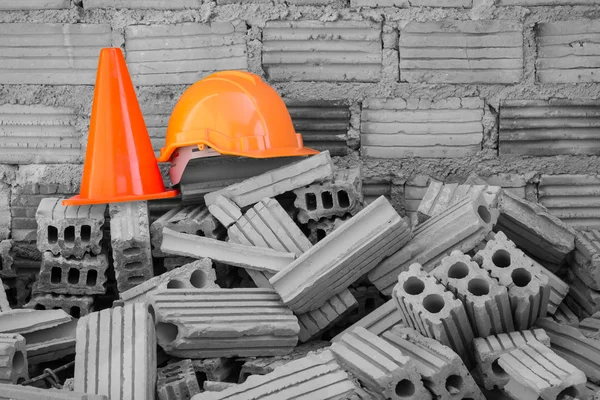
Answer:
[
  {"left": 417, "top": 181, "right": 500, "bottom": 224},
  {"left": 36, "top": 251, "right": 108, "bottom": 296},
  {"left": 306, "top": 215, "right": 349, "bottom": 244},
  {"left": 383, "top": 326, "right": 484, "bottom": 400},
  {"left": 125, "top": 22, "right": 247, "bottom": 85},
  {"left": 400, "top": 21, "right": 523, "bottom": 84},
  {"left": 262, "top": 20, "right": 383, "bottom": 83},
  {"left": 191, "top": 350, "right": 355, "bottom": 400},
  {"left": 500, "top": 99, "right": 600, "bottom": 156},
  {"left": 0, "top": 24, "right": 115, "bottom": 84},
  {"left": 271, "top": 196, "right": 411, "bottom": 313},
  {"left": 150, "top": 205, "right": 225, "bottom": 257},
  {"left": 84, "top": 0, "right": 201, "bottom": 8},
  {"left": 285, "top": 100, "right": 351, "bottom": 156},
  {"left": 0, "top": 383, "right": 107, "bottom": 400},
  {"left": 539, "top": 174, "right": 600, "bottom": 230},
  {"left": 536, "top": 318, "right": 600, "bottom": 384},
  {"left": 0, "top": 241, "right": 14, "bottom": 279},
  {"left": 192, "top": 357, "right": 240, "bottom": 383},
  {"left": 0, "top": 333, "right": 27, "bottom": 384},
  {"left": 474, "top": 231, "right": 552, "bottom": 330},
  {"left": 370, "top": 194, "right": 497, "bottom": 295},
  {"left": 499, "top": 340, "right": 587, "bottom": 400},
  {"left": 36, "top": 198, "right": 105, "bottom": 258},
  {"left": 120, "top": 259, "right": 216, "bottom": 305},
  {"left": 0, "top": 278, "right": 9, "bottom": 312},
  {"left": 157, "top": 359, "right": 200, "bottom": 400},
  {"left": 333, "top": 299, "right": 404, "bottom": 342},
  {"left": 208, "top": 196, "right": 242, "bottom": 229},
  {"left": 293, "top": 166, "right": 363, "bottom": 223},
  {"left": 331, "top": 327, "right": 430, "bottom": 400},
  {"left": 147, "top": 288, "right": 299, "bottom": 358},
  {"left": 25, "top": 292, "right": 94, "bottom": 318},
  {"left": 0, "top": 105, "right": 81, "bottom": 164},
  {"left": 162, "top": 228, "right": 295, "bottom": 275},
  {"left": 496, "top": 188, "right": 575, "bottom": 265},
  {"left": 393, "top": 264, "right": 476, "bottom": 368},
  {"left": 473, "top": 329, "right": 551, "bottom": 390},
  {"left": 109, "top": 201, "right": 154, "bottom": 293},
  {"left": 432, "top": 250, "right": 514, "bottom": 337},
  {"left": 75, "top": 303, "right": 156, "bottom": 400},
  {"left": 361, "top": 97, "right": 484, "bottom": 158},
  {"left": 0, "top": 0, "right": 70, "bottom": 9},
  {"left": 297, "top": 289, "right": 358, "bottom": 342},
  {"left": 570, "top": 230, "right": 600, "bottom": 290},
  {"left": 536, "top": 21, "right": 600, "bottom": 83},
  {"left": 205, "top": 151, "right": 334, "bottom": 208},
  {"left": 579, "top": 312, "right": 600, "bottom": 339}
]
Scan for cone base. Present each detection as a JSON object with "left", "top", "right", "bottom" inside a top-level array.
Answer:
[{"left": 62, "top": 189, "right": 179, "bottom": 206}]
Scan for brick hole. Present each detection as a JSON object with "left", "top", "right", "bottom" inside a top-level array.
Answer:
[
  {"left": 316, "top": 229, "right": 326, "bottom": 242},
  {"left": 70, "top": 306, "right": 81, "bottom": 318},
  {"left": 305, "top": 193, "right": 317, "bottom": 211},
  {"left": 365, "top": 297, "right": 375, "bottom": 313},
  {"left": 195, "top": 230, "right": 205, "bottom": 237},
  {"left": 81, "top": 225, "right": 91, "bottom": 243},
  {"left": 445, "top": 375, "right": 463, "bottom": 394},
  {"left": 124, "top": 261, "right": 143, "bottom": 270},
  {"left": 12, "top": 351, "right": 25, "bottom": 374},
  {"left": 127, "top": 275, "right": 145, "bottom": 284},
  {"left": 467, "top": 278, "right": 490, "bottom": 296},
  {"left": 511, "top": 268, "right": 531, "bottom": 287},
  {"left": 51, "top": 267, "right": 62, "bottom": 283},
  {"left": 477, "top": 205, "right": 491, "bottom": 224},
  {"left": 195, "top": 371, "right": 207, "bottom": 389},
  {"left": 166, "top": 279, "right": 186, "bottom": 289},
  {"left": 448, "top": 262, "right": 469, "bottom": 279},
  {"left": 190, "top": 270, "right": 206, "bottom": 288},
  {"left": 322, "top": 191, "right": 333, "bottom": 209},
  {"left": 395, "top": 379, "right": 415, "bottom": 397},
  {"left": 64, "top": 226, "right": 75, "bottom": 244},
  {"left": 52, "top": 307, "right": 61, "bottom": 310},
  {"left": 86, "top": 270, "right": 97, "bottom": 286},
  {"left": 491, "top": 359, "right": 508, "bottom": 378},
  {"left": 238, "top": 371, "right": 251, "bottom": 384},
  {"left": 48, "top": 226, "right": 58, "bottom": 244},
  {"left": 123, "top": 247, "right": 141, "bottom": 256},
  {"left": 68, "top": 268, "right": 80, "bottom": 284},
  {"left": 492, "top": 249, "right": 511, "bottom": 268},
  {"left": 337, "top": 190, "right": 350, "bottom": 208},
  {"left": 557, "top": 387, "right": 580, "bottom": 400},
  {"left": 34, "top": 304, "right": 46, "bottom": 310},
  {"left": 156, "top": 322, "right": 179, "bottom": 343},
  {"left": 403, "top": 277, "right": 425, "bottom": 295},
  {"left": 423, "top": 294, "right": 445, "bottom": 313}
]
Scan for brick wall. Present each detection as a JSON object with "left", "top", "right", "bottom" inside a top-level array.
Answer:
[{"left": 1, "top": 0, "right": 600, "bottom": 267}]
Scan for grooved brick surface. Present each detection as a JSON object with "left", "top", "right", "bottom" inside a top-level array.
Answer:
[
  {"left": 0, "top": 383, "right": 107, "bottom": 400},
  {"left": 332, "top": 299, "right": 404, "bottom": 342},
  {"left": 536, "top": 21, "right": 600, "bottom": 83},
  {"left": 36, "top": 251, "right": 108, "bottom": 296},
  {"left": 0, "top": 0, "right": 69, "bottom": 9},
  {"left": 352, "top": 0, "right": 473, "bottom": 6},
  {"left": 0, "top": 105, "right": 81, "bottom": 164},
  {"left": 0, "top": 24, "right": 115, "bottom": 84},
  {"left": 362, "top": 180, "right": 392, "bottom": 205},
  {"left": 84, "top": 0, "right": 201, "bottom": 8},
  {"left": 579, "top": 312, "right": 600, "bottom": 339},
  {"left": 539, "top": 174, "right": 600, "bottom": 230},
  {"left": 400, "top": 21, "right": 523, "bottom": 84},
  {"left": 361, "top": 97, "right": 484, "bottom": 158},
  {"left": 125, "top": 22, "right": 247, "bottom": 85},
  {"left": 157, "top": 359, "right": 200, "bottom": 400},
  {"left": 0, "top": 333, "right": 27, "bottom": 384},
  {"left": 499, "top": 0, "right": 600, "bottom": 4},
  {"left": 75, "top": 303, "right": 156, "bottom": 400},
  {"left": 566, "top": 269, "right": 600, "bottom": 317},
  {"left": 570, "top": 230, "right": 600, "bottom": 290},
  {"left": 297, "top": 289, "right": 357, "bottom": 343},
  {"left": 262, "top": 20, "right": 383, "bottom": 82}
]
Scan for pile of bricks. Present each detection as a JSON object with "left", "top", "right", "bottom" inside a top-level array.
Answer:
[{"left": 0, "top": 151, "right": 599, "bottom": 400}]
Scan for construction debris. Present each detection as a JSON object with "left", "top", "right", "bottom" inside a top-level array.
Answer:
[
  {"left": 0, "top": 333, "right": 27, "bottom": 384},
  {"left": 157, "top": 359, "right": 201, "bottom": 400},
  {"left": 0, "top": 382, "right": 107, "bottom": 400}
]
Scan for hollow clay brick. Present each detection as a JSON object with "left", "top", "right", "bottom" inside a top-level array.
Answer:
[
  {"left": 109, "top": 201, "right": 154, "bottom": 293},
  {"left": 192, "top": 357, "right": 240, "bottom": 383},
  {"left": 306, "top": 215, "right": 349, "bottom": 245},
  {"left": 474, "top": 231, "right": 552, "bottom": 330},
  {"left": 36, "top": 198, "right": 105, "bottom": 258},
  {"left": 332, "top": 299, "right": 404, "bottom": 342},
  {"left": 207, "top": 195, "right": 242, "bottom": 229},
  {"left": 36, "top": 251, "right": 108, "bottom": 296},
  {"left": 191, "top": 350, "right": 356, "bottom": 400},
  {"left": 297, "top": 289, "right": 358, "bottom": 343},
  {"left": 473, "top": 329, "right": 550, "bottom": 390},
  {"left": 120, "top": 258, "right": 217, "bottom": 305},
  {"left": 370, "top": 194, "right": 497, "bottom": 295},
  {"left": 0, "top": 333, "right": 27, "bottom": 384},
  {"left": 495, "top": 189, "right": 575, "bottom": 266},
  {"left": 383, "top": 326, "right": 484, "bottom": 400},
  {"left": 498, "top": 340, "right": 587, "bottom": 400},
  {"left": 0, "top": 383, "right": 107, "bottom": 400},
  {"left": 331, "top": 327, "right": 431, "bottom": 400},
  {"left": 262, "top": 20, "right": 383, "bottom": 83},
  {"left": 0, "top": 240, "right": 13, "bottom": 279},
  {"left": 393, "top": 263, "right": 476, "bottom": 368},
  {"left": 157, "top": 359, "right": 201, "bottom": 400},
  {"left": 566, "top": 269, "right": 600, "bottom": 317},
  {"left": 432, "top": 250, "right": 514, "bottom": 337},
  {"left": 148, "top": 288, "right": 299, "bottom": 358},
  {"left": 0, "top": 278, "right": 9, "bottom": 312},
  {"left": 75, "top": 303, "right": 156, "bottom": 400},
  {"left": 162, "top": 228, "right": 295, "bottom": 275},
  {"left": 579, "top": 312, "right": 600, "bottom": 339},
  {"left": 569, "top": 230, "right": 600, "bottom": 290},
  {"left": 25, "top": 292, "right": 94, "bottom": 318},
  {"left": 550, "top": 301, "right": 580, "bottom": 327},
  {"left": 204, "top": 151, "right": 334, "bottom": 208},
  {"left": 271, "top": 196, "right": 411, "bottom": 313},
  {"left": 293, "top": 166, "right": 363, "bottom": 223},
  {"left": 150, "top": 205, "right": 225, "bottom": 257}
]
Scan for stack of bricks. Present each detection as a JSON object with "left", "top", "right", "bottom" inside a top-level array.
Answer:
[{"left": 32, "top": 198, "right": 108, "bottom": 318}]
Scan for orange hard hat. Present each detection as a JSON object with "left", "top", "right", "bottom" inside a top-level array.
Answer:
[{"left": 157, "top": 71, "right": 318, "bottom": 162}]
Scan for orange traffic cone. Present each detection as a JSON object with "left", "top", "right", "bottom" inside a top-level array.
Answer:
[{"left": 63, "top": 48, "right": 178, "bottom": 206}]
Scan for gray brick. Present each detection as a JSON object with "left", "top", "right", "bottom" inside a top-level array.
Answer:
[
  {"left": 36, "top": 251, "right": 108, "bottom": 296},
  {"left": 306, "top": 215, "right": 349, "bottom": 244},
  {"left": 25, "top": 292, "right": 94, "bottom": 318},
  {"left": 0, "top": 383, "right": 107, "bottom": 400},
  {"left": 0, "top": 240, "right": 15, "bottom": 279},
  {"left": 333, "top": 299, "right": 404, "bottom": 342},
  {"left": 84, "top": 0, "right": 200, "bottom": 8},
  {"left": 109, "top": 201, "right": 154, "bottom": 293},
  {"left": 566, "top": 269, "right": 600, "bottom": 317},
  {"left": 0, "top": 182, "right": 9, "bottom": 241},
  {"left": 0, "top": 333, "right": 27, "bottom": 384},
  {"left": 157, "top": 359, "right": 200, "bottom": 400},
  {"left": 297, "top": 289, "right": 358, "bottom": 343},
  {"left": 163, "top": 256, "right": 198, "bottom": 272},
  {"left": 0, "top": 278, "right": 9, "bottom": 312},
  {"left": 500, "top": 0, "right": 600, "bottom": 3},
  {"left": 579, "top": 312, "right": 600, "bottom": 339},
  {"left": 570, "top": 230, "right": 600, "bottom": 290},
  {"left": 208, "top": 196, "right": 242, "bottom": 229},
  {"left": 36, "top": 198, "right": 106, "bottom": 259},
  {"left": 0, "top": 0, "right": 69, "bottom": 8}
]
